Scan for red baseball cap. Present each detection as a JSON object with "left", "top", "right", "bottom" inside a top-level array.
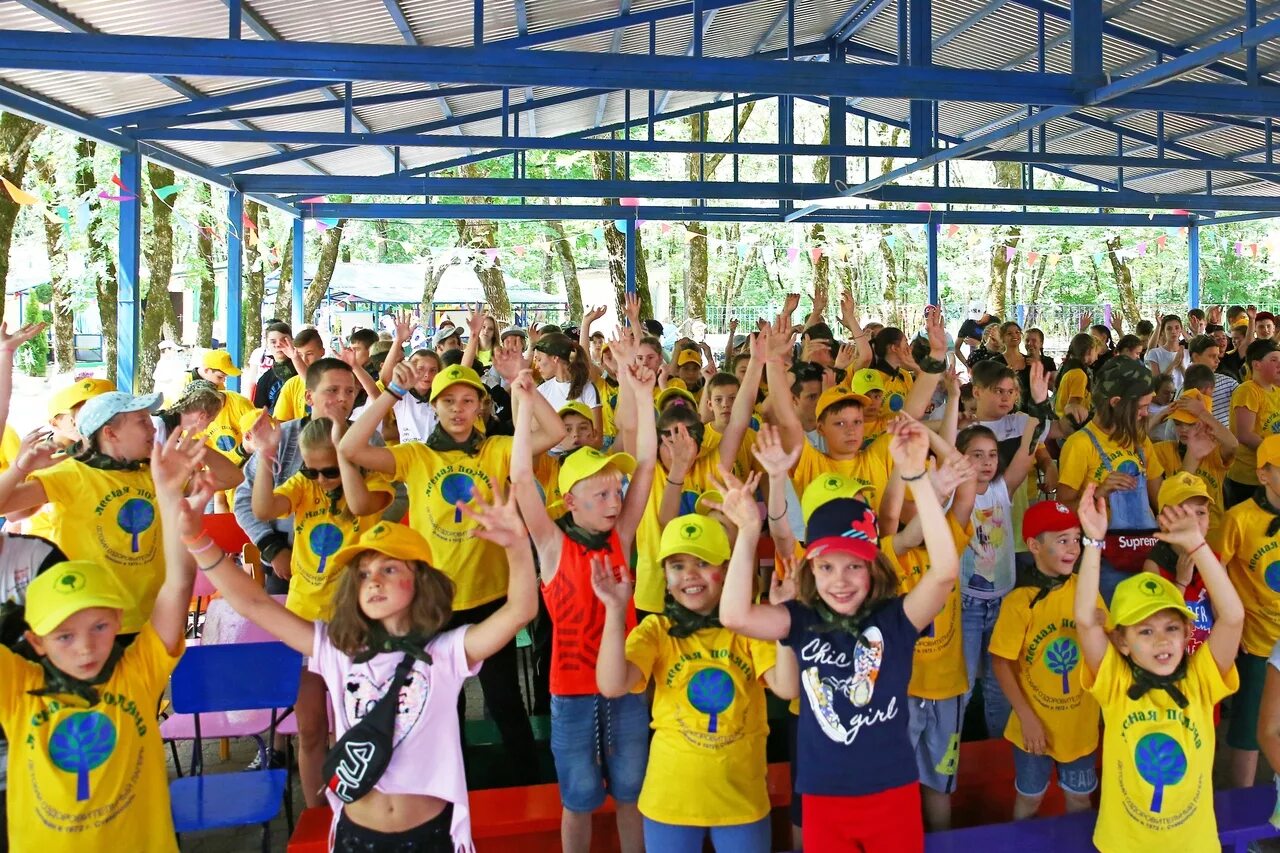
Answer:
[
  {"left": 804, "top": 498, "right": 880, "bottom": 562},
  {"left": 1255, "top": 311, "right": 1276, "bottom": 324},
  {"left": 1022, "top": 500, "right": 1081, "bottom": 541}
]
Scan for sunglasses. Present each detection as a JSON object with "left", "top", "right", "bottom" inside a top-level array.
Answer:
[{"left": 299, "top": 464, "right": 341, "bottom": 480}]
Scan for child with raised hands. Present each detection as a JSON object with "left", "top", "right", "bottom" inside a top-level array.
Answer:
[
  {"left": 161, "top": 434, "right": 537, "bottom": 853},
  {"left": 720, "top": 414, "right": 960, "bottom": 852},
  {"left": 510, "top": 361, "right": 657, "bottom": 853},
  {"left": 248, "top": 414, "right": 394, "bottom": 806},
  {"left": 1074, "top": 481, "right": 1244, "bottom": 853},
  {"left": 592, "top": 472, "right": 797, "bottom": 853},
  {"left": 0, "top": 428, "right": 198, "bottom": 852}
]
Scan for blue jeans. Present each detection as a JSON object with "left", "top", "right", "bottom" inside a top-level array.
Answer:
[
  {"left": 550, "top": 693, "right": 650, "bottom": 813},
  {"left": 1012, "top": 748, "right": 1098, "bottom": 797},
  {"left": 642, "top": 815, "right": 772, "bottom": 853},
  {"left": 961, "top": 593, "right": 1012, "bottom": 738}
]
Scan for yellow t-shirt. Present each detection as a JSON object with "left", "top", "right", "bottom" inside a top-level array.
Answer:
[
  {"left": 0, "top": 424, "right": 20, "bottom": 469},
  {"left": 1227, "top": 380, "right": 1280, "bottom": 486},
  {"left": 626, "top": 616, "right": 776, "bottom": 825},
  {"left": 275, "top": 472, "right": 393, "bottom": 621},
  {"left": 1058, "top": 423, "right": 1164, "bottom": 515},
  {"left": 0, "top": 624, "right": 181, "bottom": 851},
  {"left": 704, "top": 422, "right": 757, "bottom": 481},
  {"left": 28, "top": 462, "right": 162, "bottom": 633},
  {"left": 1082, "top": 643, "right": 1237, "bottom": 853},
  {"left": 272, "top": 374, "right": 310, "bottom": 422},
  {"left": 1152, "top": 440, "right": 1229, "bottom": 551},
  {"left": 1220, "top": 497, "right": 1280, "bottom": 656},
  {"left": 989, "top": 576, "right": 1105, "bottom": 762},
  {"left": 205, "top": 391, "right": 257, "bottom": 461},
  {"left": 634, "top": 451, "right": 725, "bottom": 614},
  {"left": 1054, "top": 368, "right": 1091, "bottom": 417},
  {"left": 884, "top": 514, "right": 972, "bottom": 701},
  {"left": 790, "top": 433, "right": 893, "bottom": 513},
  {"left": 597, "top": 378, "right": 619, "bottom": 438},
  {"left": 390, "top": 438, "right": 513, "bottom": 610},
  {"left": 879, "top": 366, "right": 914, "bottom": 418}
]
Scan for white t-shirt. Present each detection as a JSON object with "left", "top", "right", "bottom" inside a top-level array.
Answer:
[
  {"left": 1144, "top": 347, "right": 1189, "bottom": 391},
  {"left": 393, "top": 394, "right": 438, "bottom": 444},
  {"left": 537, "top": 377, "right": 599, "bottom": 412},
  {"left": 959, "top": 479, "right": 1016, "bottom": 598}
]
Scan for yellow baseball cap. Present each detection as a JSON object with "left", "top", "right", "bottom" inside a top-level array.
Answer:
[
  {"left": 657, "top": 382, "right": 698, "bottom": 410},
  {"left": 849, "top": 368, "right": 886, "bottom": 397},
  {"left": 1258, "top": 434, "right": 1280, "bottom": 469},
  {"left": 1169, "top": 388, "right": 1212, "bottom": 424},
  {"left": 801, "top": 472, "right": 871, "bottom": 523},
  {"left": 658, "top": 514, "right": 731, "bottom": 565},
  {"left": 558, "top": 447, "right": 637, "bottom": 496},
  {"left": 558, "top": 402, "right": 595, "bottom": 422},
  {"left": 677, "top": 349, "right": 702, "bottom": 367},
  {"left": 201, "top": 349, "right": 241, "bottom": 376},
  {"left": 24, "top": 561, "right": 132, "bottom": 636},
  {"left": 694, "top": 490, "right": 724, "bottom": 516},
  {"left": 238, "top": 407, "right": 267, "bottom": 437},
  {"left": 330, "top": 520, "right": 434, "bottom": 571},
  {"left": 814, "top": 386, "right": 871, "bottom": 420},
  {"left": 47, "top": 377, "right": 116, "bottom": 418},
  {"left": 429, "top": 364, "right": 487, "bottom": 402},
  {"left": 1107, "top": 572, "right": 1195, "bottom": 629},
  {"left": 1157, "top": 471, "right": 1211, "bottom": 511}
]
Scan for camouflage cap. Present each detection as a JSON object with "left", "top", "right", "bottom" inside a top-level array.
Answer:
[{"left": 1093, "top": 355, "right": 1154, "bottom": 399}]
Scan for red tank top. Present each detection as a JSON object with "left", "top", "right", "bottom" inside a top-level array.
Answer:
[{"left": 543, "top": 530, "right": 637, "bottom": 696}]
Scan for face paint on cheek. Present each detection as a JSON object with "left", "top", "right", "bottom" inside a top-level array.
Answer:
[{"left": 709, "top": 572, "right": 723, "bottom": 585}]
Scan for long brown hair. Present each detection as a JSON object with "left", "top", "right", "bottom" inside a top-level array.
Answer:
[
  {"left": 326, "top": 551, "right": 455, "bottom": 657},
  {"left": 795, "top": 552, "right": 901, "bottom": 611},
  {"left": 1091, "top": 390, "right": 1147, "bottom": 450}
]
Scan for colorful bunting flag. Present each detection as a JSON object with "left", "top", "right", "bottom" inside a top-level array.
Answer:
[
  {"left": 619, "top": 197, "right": 639, "bottom": 206},
  {"left": 786, "top": 246, "right": 799, "bottom": 262},
  {"left": 1027, "top": 251, "right": 1039, "bottom": 266},
  {"left": 1156, "top": 235, "right": 1167, "bottom": 250},
  {"left": 514, "top": 245, "right": 526, "bottom": 257},
  {"left": 1005, "top": 246, "right": 1016, "bottom": 262},
  {"left": 1, "top": 177, "right": 38, "bottom": 206},
  {"left": 1136, "top": 242, "right": 1147, "bottom": 256},
  {"left": 153, "top": 184, "right": 180, "bottom": 201},
  {"left": 810, "top": 247, "right": 823, "bottom": 265},
  {"left": 946, "top": 223, "right": 959, "bottom": 237}
]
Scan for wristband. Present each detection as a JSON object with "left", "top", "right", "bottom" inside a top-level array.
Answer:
[
  {"left": 900, "top": 470, "right": 927, "bottom": 482},
  {"left": 917, "top": 354, "right": 947, "bottom": 374},
  {"left": 666, "top": 477, "right": 685, "bottom": 487},
  {"left": 1081, "top": 535, "right": 1105, "bottom": 549},
  {"left": 386, "top": 381, "right": 408, "bottom": 399},
  {"left": 181, "top": 532, "right": 211, "bottom": 546},
  {"left": 188, "top": 538, "right": 218, "bottom": 556},
  {"left": 768, "top": 511, "right": 786, "bottom": 521},
  {"left": 1187, "top": 541, "right": 1208, "bottom": 557},
  {"left": 196, "top": 549, "right": 226, "bottom": 573}
]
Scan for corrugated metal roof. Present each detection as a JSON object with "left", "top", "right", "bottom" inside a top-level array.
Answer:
[{"left": 1, "top": 0, "right": 1277, "bottom": 209}]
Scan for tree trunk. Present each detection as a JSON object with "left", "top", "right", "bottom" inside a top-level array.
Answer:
[
  {"left": 136, "top": 162, "right": 176, "bottom": 392},
  {"left": 1107, "top": 235, "right": 1140, "bottom": 327},
  {"left": 275, "top": 224, "right": 293, "bottom": 324},
  {"left": 0, "top": 114, "right": 43, "bottom": 323},
  {"left": 75, "top": 139, "right": 117, "bottom": 379},
  {"left": 547, "top": 220, "right": 582, "bottom": 320},
  {"left": 589, "top": 150, "right": 653, "bottom": 319},
  {"left": 375, "top": 219, "right": 390, "bottom": 262},
  {"left": 242, "top": 200, "right": 265, "bottom": 357},
  {"left": 194, "top": 182, "right": 216, "bottom": 347},
  {"left": 421, "top": 253, "right": 449, "bottom": 317},
  {"left": 35, "top": 154, "right": 74, "bottom": 373},
  {"left": 303, "top": 195, "right": 350, "bottom": 323},
  {"left": 987, "top": 162, "right": 1023, "bottom": 318},
  {"left": 810, "top": 115, "right": 832, "bottom": 312},
  {"left": 454, "top": 163, "right": 512, "bottom": 319}
]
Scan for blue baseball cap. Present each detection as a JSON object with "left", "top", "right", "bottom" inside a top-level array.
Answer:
[{"left": 76, "top": 391, "right": 164, "bottom": 438}]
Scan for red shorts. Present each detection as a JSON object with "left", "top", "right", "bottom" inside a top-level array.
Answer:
[{"left": 802, "top": 783, "right": 923, "bottom": 852}]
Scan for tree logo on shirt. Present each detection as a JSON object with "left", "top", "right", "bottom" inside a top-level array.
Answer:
[
  {"left": 440, "top": 473, "right": 475, "bottom": 523},
  {"left": 310, "top": 523, "right": 344, "bottom": 574},
  {"left": 1117, "top": 460, "right": 1140, "bottom": 476},
  {"left": 1043, "top": 637, "right": 1080, "bottom": 695},
  {"left": 1264, "top": 562, "right": 1280, "bottom": 594},
  {"left": 215, "top": 434, "right": 237, "bottom": 452},
  {"left": 49, "top": 711, "right": 117, "bottom": 802},
  {"left": 116, "top": 498, "right": 155, "bottom": 553},
  {"left": 687, "top": 668, "right": 735, "bottom": 733},
  {"left": 1134, "top": 732, "right": 1186, "bottom": 813},
  {"left": 887, "top": 392, "right": 905, "bottom": 413}
]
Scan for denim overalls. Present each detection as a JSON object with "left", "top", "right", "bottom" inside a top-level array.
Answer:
[{"left": 1084, "top": 427, "right": 1159, "bottom": 604}]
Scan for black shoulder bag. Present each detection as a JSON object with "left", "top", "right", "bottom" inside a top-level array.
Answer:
[{"left": 322, "top": 653, "right": 417, "bottom": 804}]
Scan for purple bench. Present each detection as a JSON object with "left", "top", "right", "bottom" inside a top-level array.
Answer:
[{"left": 925, "top": 784, "right": 1279, "bottom": 852}]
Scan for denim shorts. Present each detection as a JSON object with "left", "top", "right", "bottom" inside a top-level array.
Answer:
[
  {"left": 907, "top": 695, "right": 964, "bottom": 794},
  {"left": 550, "top": 692, "right": 650, "bottom": 812},
  {"left": 1012, "top": 747, "right": 1098, "bottom": 797}
]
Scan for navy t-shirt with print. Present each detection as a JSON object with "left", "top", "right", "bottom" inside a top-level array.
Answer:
[{"left": 782, "top": 597, "right": 920, "bottom": 796}]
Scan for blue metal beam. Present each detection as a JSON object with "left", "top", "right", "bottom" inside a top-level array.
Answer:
[
  {"left": 1071, "top": 0, "right": 1103, "bottom": 89},
  {"left": 1203, "top": 211, "right": 1280, "bottom": 225},
  {"left": 595, "top": 0, "right": 631, "bottom": 128},
  {"left": 378, "top": 0, "right": 472, "bottom": 156},
  {"left": 291, "top": 218, "right": 305, "bottom": 329},
  {"left": 102, "top": 80, "right": 341, "bottom": 128},
  {"left": 926, "top": 217, "right": 939, "bottom": 303},
  {"left": 1188, "top": 218, "right": 1201, "bottom": 307},
  {"left": 116, "top": 150, "right": 141, "bottom": 393},
  {"left": 249, "top": 175, "right": 839, "bottom": 200},
  {"left": 226, "top": 191, "right": 244, "bottom": 392},
  {"left": 513, "top": 0, "right": 537, "bottom": 135},
  {"left": 490, "top": 0, "right": 755, "bottom": 50},
  {"left": 908, "top": 0, "right": 933, "bottom": 157},
  {"left": 655, "top": 5, "right": 721, "bottom": 116},
  {"left": 862, "top": 184, "right": 1277, "bottom": 212},
  {"left": 966, "top": 150, "right": 1280, "bottom": 176},
  {"left": 830, "top": 0, "right": 895, "bottom": 43},
  {"left": 625, "top": 217, "right": 637, "bottom": 296}
]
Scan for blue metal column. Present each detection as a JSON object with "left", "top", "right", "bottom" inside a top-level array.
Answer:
[
  {"left": 226, "top": 190, "right": 244, "bottom": 393},
  {"left": 624, "top": 218, "right": 637, "bottom": 296},
  {"left": 926, "top": 218, "right": 939, "bottom": 304},
  {"left": 908, "top": 0, "right": 933, "bottom": 157},
  {"left": 116, "top": 150, "right": 142, "bottom": 393},
  {"left": 1071, "top": 0, "right": 1103, "bottom": 90},
  {"left": 829, "top": 43, "right": 847, "bottom": 185},
  {"left": 1188, "top": 218, "right": 1201, "bottom": 308},
  {"left": 292, "top": 217, "right": 305, "bottom": 328}
]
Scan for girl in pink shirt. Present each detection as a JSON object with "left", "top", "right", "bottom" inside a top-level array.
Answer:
[{"left": 156, "top": 439, "right": 538, "bottom": 852}]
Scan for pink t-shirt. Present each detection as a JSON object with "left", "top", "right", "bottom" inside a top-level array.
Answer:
[{"left": 310, "top": 623, "right": 480, "bottom": 851}]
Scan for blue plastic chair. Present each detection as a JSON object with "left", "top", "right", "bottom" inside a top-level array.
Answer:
[{"left": 168, "top": 641, "right": 302, "bottom": 852}]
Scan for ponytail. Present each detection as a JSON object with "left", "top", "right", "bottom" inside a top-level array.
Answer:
[{"left": 567, "top": 342, "right": 591, "bottom": 400}]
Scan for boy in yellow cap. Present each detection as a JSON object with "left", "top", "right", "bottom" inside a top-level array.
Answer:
[
  {"left": 341, "top": 358, "right": 565, "bottom": 784},
  {"left": 0, "top": 428, "right": 200, "bottom": 852},
  {"left": 675, "top": 348, "right": 705, "bottom": 394},
  {"left": 510, "top": 354, "right": 657, "bottom": 853},
  {"left": 1074, "top": 480, "right": 1243, "bottom": 853},
  {"left": 592, "top": 509, "right": 796, "bottom": 852},
  {"left": 1151, "top": 388, "right": 1236, "bottom": 551},
  {"left": 1221, "top": 433, "right": 1280, "bottom": 787},
  {"left": 47, "top": 378, "right": 116, "bottom": 449}
]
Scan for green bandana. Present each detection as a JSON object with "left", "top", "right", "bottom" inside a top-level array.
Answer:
[
  {"left": 1015, "top": 563, "right": 1071, "bottom": 608},
  {"left": 28, "top": 642, "right": 126, "bottom": 707},
  {"left": 811, "top": 599, "right": 873, "bottom": 646},
  {"left": 1254, "top": 487, "right": 1280, "bottom": 538},
  {"left": 555, "top": 515, "right": 612, "bottom": 552},
  {"left": 1126, "top": 654, "right": 1189, "bottom": 709},
  {"left": 352, "top": 626, "right": 434, "bottom": 666},
  {"left": 70, "top": 442, "right": 147, "bottom": 472},
  {"left": 663, "top": 595, "right": 722, "bottom": 638},
  {"left": 424, "top": 425, "right": 484, "bottom": 456}
]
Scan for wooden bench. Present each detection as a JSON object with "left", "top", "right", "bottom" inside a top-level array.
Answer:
[
  {"left": 928, "top": 784, "right": 1280, "bottom": 852},
  {"left": 288, "top": 763, "right": 792, "bottom": 852}
]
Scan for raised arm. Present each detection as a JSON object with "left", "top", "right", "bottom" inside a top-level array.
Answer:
[
  {"left": 148, "top": 429, "right": 203, "bottom": 654},
  {"left": 509, "top": 369, "right": 562, "bottom": 574},
  {"left": 331, "top": 418, "right": 391, "bottom": 517},
  {"left": 1001, "top": 416, "right": 1040, "bottom": 495},
  {"left": 0, "top": 323, "right": 45, "bottom": 440},
  {"left": 752, "top": 424, "right": 801, "bottom": 558},
  {"left": 250, "top": 421, "right": 293, "bottom": 521},
  {"left": 890, "top": 416, "right": 960, "bottom": 631},
  {"left": 459, "top": 487, "right": 539, "bottom": 667},
  {"left": 592, "top": 554, "right": 645, "bottom": 697},
  {"left": 715, "top": 471, "right": 790, "bottom": 640},
  {"left": 379, "top": 311, "right": 414, "bottom": 388},
  {"left": 761, "top": 320, "right": 804, "bottom": 455},
  {"left": 900, "top": 305, "right": 948, "bottom": 421},
  {"left": 657, "top": 423, "right": 697, "bottom": 527},
  {"left": 338, "top": 387, "right": 398, "bottom": 474},
  {"left": 0, "top": 429, "right": 53, "bottom": 514},
  {"left": 616, "top": 360, "right": 658, "bottom": 555},
  {"left": 461, "top": 304, "right": 485, "bottom": 370},
  {"left": 1073, "top": 482, "right": 1112, "bottom": 674},
  {"left": 718, "top": 333, "right": 764, "bottom": 472}
]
